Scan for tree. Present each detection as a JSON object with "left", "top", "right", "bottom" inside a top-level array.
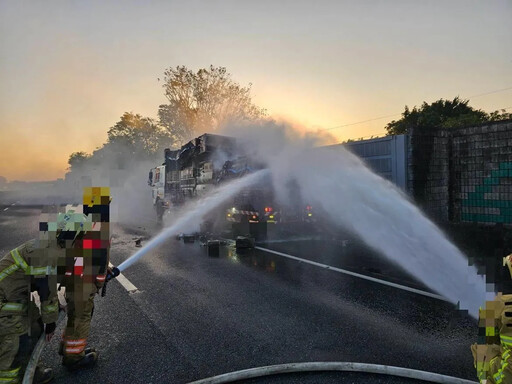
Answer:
[
  {"left": 158, "top": 65, "right": 266, "bottom": 145},
  {"left": 488, "top": 109, "right": 512, "bottom": 122},
  {"left": 68, "top": 152, "right": 92, "bottom": 172},
  {"left": 385, "top": 97, "right": 489, "bottom": 135},
  {"left": 107, "top": 112, "right": 173, "bottom": 158}
]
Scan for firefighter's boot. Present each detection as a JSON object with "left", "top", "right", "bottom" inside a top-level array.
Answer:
[
  {"left": 34, "top": 365, "right": 54, "bottom": 384},
  {"left": 59, "top": 342, "right": 95, "bottom": 356},
  {"left": 63, "top": 351, "right": 98, "bottom": 371}
]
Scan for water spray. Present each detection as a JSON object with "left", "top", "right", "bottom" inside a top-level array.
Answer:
[
  {"left": 116, "top": 170, "right": 269, "bottom": 273},
  {"left": 268, "top": 144, "right": 486, "bottom": 318},
  {"left": 110, "top": 122, "right": 487, "bottom": 317}
]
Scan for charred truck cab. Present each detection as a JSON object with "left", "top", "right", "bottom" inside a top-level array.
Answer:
[
  {"left": 148, "top": 133, "right": 238, "bottom": 221},
  {"left": 148, "top": 165, "right": 167, "bottom": 219}
]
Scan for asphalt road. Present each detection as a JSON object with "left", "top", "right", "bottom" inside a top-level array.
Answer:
[{"left": 0, "top": 202, "right": 478, "bottom": 383}]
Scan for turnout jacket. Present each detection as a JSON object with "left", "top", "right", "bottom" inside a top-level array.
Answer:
[{"left": 0, "top": 239, "right": 59, "bottom": 332}]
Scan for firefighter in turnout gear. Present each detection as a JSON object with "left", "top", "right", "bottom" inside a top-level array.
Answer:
[
  {"left": 472, "top": 253, "right": 512, "bottom": 383},
  {"left": 0, "top": 213, "right": 62, "bottom": 384},
  {"left": 60, "top": 187, "right": 110, "bottom": 371}
]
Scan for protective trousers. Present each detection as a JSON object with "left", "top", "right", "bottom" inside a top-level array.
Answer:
[
  {"left": 62, "top": 276, "right": 97, "bottom": 365},
  {"left": 0, "top": 302, "right": 44, "bottom": 384}
]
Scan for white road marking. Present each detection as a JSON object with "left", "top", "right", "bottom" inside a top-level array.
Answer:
[
  {"left": 255, "top": 246, "right": 449, "bottom": 302},
  {"left": 3, "top": 208, "right": 8, "bottom": 211},
  {"left": 109, "top": 262, "right": 138, "bottom": 293}
]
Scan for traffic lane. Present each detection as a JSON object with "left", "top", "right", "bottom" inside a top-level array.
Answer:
[
  {"left": 0, "top": 191, "right": 50, "bottom": 209},
  {"left": 235, "top": 246, "right": 477, "bottom": 377},
  {"left": 117, "top": 238, "right": 476, "bottom": 380},
  {"left": 0, "top": 202, "right": 16, "bottom": 211},
  {"left": 227, "top": 245, "right": 476, "bottom": 378},
  {"left": 111, "top": 236, "right": 476, "bottom": 382},
  {"left": 0, "top": 205, "right": 40, "bottom": 255},
  {"left": 0, "top": 191, "right": 16, "bottom": 206},
  {"left": 227, "top": 247, "right": 465, "bottom": 331},
  {"left": 258, "top": 239, "right": 434, "bottom": 292},
  {"left": 39, "top": 279, "right": 183, "bottom": 384}
]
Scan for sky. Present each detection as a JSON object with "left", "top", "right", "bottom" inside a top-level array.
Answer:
[{"left": 0, "top": 0, "right": 511, "bottom": 181}]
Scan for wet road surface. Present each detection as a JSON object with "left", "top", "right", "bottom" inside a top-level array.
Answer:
[{"left": 0, "top": 203, "right": 477, "bottom": 383}]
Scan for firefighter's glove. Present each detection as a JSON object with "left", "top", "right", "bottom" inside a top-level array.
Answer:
[
  {"left": 106, "top": 266, "right": 120, "bottom": 282},
  {"left": 471, "top": 343, "right": 501, "bottom": 382},
  {"left": 101, "top": 266, "right": 120, "bottom": 297},
  {"left": 45, "top": 322, "right": 56, "bottom": 342}
]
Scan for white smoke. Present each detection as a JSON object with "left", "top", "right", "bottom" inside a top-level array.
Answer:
[{"left": 220, "top": 119, "right": 485, "bottom": 317}]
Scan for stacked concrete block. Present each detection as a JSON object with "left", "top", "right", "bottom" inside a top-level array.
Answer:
[
  {"left": 453, "top": 121, "right": 512, "bottom": 225},
  {"left": 410, "top": 120, "right": 512, "bottom": 226},
  {"left": 408, "top": 129, "right": 450, "bottom": 223}
]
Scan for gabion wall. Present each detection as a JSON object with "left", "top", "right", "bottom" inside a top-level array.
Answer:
[
  {"left": 408, "top": 129, "right": 450, "bottom": 222},
  {"left": 408, "top": 120, "right": 512, "bottom": 226}
]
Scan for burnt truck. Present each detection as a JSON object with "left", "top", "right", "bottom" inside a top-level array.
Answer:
[{"left": 148, "top": 133, "right": 315, "bottom": 231}]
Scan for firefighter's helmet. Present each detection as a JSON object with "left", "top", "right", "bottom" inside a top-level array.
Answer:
[
  {"left": 83, "top": 186, "right": 111, "bottom": 207},
  {"left": 53, "top": 212, "right": 93, "bottom": 247}
]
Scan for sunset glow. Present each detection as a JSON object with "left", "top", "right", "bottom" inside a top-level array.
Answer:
[{"left": 1, "top": 1, "right": 511, "bottom": 181}]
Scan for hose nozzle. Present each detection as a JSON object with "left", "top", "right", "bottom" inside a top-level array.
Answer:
[
  {"left": 101, "top": 266, "right": 121, "bottom": 298},
  {"left": 107, "top": 266, "right": 120, "bottom": 282}
]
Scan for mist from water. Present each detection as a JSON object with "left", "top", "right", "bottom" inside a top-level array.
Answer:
[
  {"left": 287, "top": 147, "right": 485, "bottom": 316},
  {"left": 224, "top": 121, "right": 486, "bottom": 317},
  {"left": 107, "top": 118, "right": 488, "bottom": 317},
  {"left": 117, "top": 170, "right": 269, "bottom": 272}
]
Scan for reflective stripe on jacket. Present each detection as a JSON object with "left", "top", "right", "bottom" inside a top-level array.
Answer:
[{"left": 0, "top": 240, "right": 59, "bottom": 324}]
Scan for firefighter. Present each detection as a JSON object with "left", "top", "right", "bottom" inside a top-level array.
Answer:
[
  {"left": 472, "top": 253, "right": 512, "bottom": 383},
  {"left": 0, "top": 215, "right": 62, "bottom": 384},
  {"left": 60, "top": 187, "right": 110, "bottom": 371}
]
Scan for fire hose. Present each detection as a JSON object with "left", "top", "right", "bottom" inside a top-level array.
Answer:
[
  {"left": 22, "top": 311, "right": 66, "bottom": 384},
  {"left": 187, "top": 362, "right": 478, "bottom": 384}
]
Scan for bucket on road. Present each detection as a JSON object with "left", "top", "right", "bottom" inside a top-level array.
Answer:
[
  {"left": 207, "top": 240, "right": 220, "bottom": 257},
  {"left": 236, "top": 236, "right": 255, "bottom": 250},
  {"left": 183, "top": 235, "right": 195, "bottom": 243}
]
